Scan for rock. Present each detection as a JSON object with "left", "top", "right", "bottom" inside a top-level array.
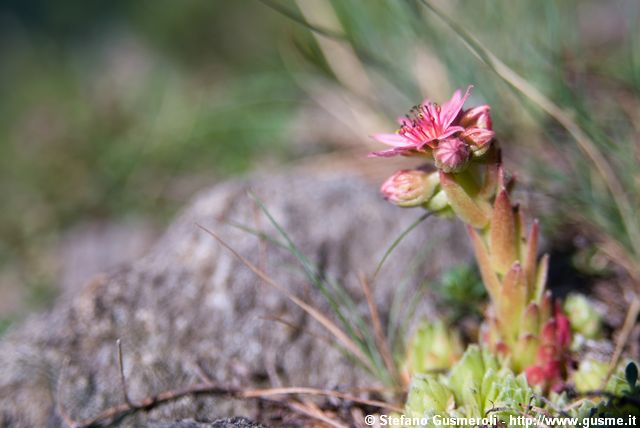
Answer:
[
  {"left": 210, "top": 417, "right": 268, "bottom": 428},
  {"left": 147, "top": 416, "right": 266, "bottom": 428},
  {"left": 58, "top": 219, "right": 158, "bottom": 294},
  {"left": 0, "top": 172, "right": 469, "bottom": 427}
]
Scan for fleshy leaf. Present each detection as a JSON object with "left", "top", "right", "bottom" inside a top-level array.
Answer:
[
  {"left": 540, "top": 291, "right": 552, "bottom": 322},
  {"left": 467, "top": 225, "right": 501, "bottom": 302},
  {"left": 440, "top": 171, "right": 490, "bottom": 228},
  {"left": 490, "top": 189, "right": 517, "bottom": 275},
  {"left": 512, "top": 333, "right": 538, "bottom": 372},
  {"left": 521, "top": 302, "right": 540, "bottom": 336},
  {"left": 499, "top": 262, "right": 526, "bottom": 341},
  {"left": 523, "top": 220, "right": 539, "bottom": 296},
  {"left": 477, "top": 161, "right": 500, "bottom": 199},
  {"left": 534, "top": 253, "right": 549, "bottom": 302}
]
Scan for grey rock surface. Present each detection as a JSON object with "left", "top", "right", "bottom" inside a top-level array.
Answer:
[
  {"left": 147, "top": 416, "right": 266, "bottom": 428},
  {"left": 0, "top": 172, "right": 470, "bottom": 427},
  {"left": 210, "top": 417, "right": 268, "bottom": 428},
  {"left": 59, "top": 219, "right": 158, "bottom": 294}
]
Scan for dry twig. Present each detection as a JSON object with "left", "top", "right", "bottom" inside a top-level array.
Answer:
[
  {"left": 605, "top": 295, "right": 640, "bottom": 385},
  {"left": 116, "top": 339, "right": 134, "bottom": 408},
  {"left": 57, "top": 334, "right": 398, "bottom": 426}
]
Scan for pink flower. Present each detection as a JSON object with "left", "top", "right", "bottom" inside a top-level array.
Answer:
[{"left": 369, "top": 86, "right": 495, "bottom": 167}]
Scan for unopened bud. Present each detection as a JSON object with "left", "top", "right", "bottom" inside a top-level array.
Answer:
[
  {"left": 380, "top": 169, "right": 438, "bottom": 207},
  {"left": 459, "top": 105, "right": 492, "bottom": 130},
  {"left": 434, "top": 138, "right": 471, "bottom": 173},
  {"left": 461, "top": 128, "right": 494, "bottom": 157}
]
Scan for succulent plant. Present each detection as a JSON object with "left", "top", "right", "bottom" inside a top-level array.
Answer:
[
  {"left": 405, "top": 346, "right": 536, "bottom": 425},
  {"left": 564, "top": 293, "right": 603, "bottom": 341},
  {"left": 462, "top": 177, "right": 572, "bottom": 392},
  {"left": 401, "top": 321, "right": 464, "bottom": 383},
  {"left": 370, "top": 85, "right": 640, "bottom": 425},
  {"left": 572, "top": 359, "right": 612, "bottom": 394},
  {"left": 372, "top": 86, "right": 573, "bottom": 392},
  {"left": 571, "top": 359, "right": 635, "bottom": 396},
  {"left": 549, "top": 361, "right": 640, "bottom": 422},
  {"left": 436, "top": 264, "right": 486, "bottom": 319},
  {"left": 404, "top": 348, "right": 640, "bottom": 425}
]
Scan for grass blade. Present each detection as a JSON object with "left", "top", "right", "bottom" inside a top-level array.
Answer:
[
  {"left": 258, "top": 0, "right": 347, "bottom": 40},
  {"left": 419, "top": 0, "right": 640, "bottom": 261},
  {"left": 373, "top": 211, "right": 432, "bottom": 280},
  {"left": 246, "top": 192, "right": 404, "bottom": 383}
]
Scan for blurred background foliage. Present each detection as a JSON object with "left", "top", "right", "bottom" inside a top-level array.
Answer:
[{"left": 0, "top": 0, "right": 638, "bottom": 332}]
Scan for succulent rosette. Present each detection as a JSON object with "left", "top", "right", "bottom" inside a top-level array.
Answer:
[
  {"left": 564, "top": 293, "right": 603, "bottom": 340},
  {"left": 405, "top": 346, "right": 536, "bottom": 426},
  {"left": 401, "top": 321, "right": 464, "bottom": 383}
]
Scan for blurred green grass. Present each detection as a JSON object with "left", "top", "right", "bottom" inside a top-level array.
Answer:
[
  {"left": 0, "top": 1, "right": 313, "bottom": 317},
  {"left": 1, "top": 0, "right": 639, "bottom": 326}
]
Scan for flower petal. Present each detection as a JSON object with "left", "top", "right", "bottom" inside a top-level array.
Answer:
[
  {"left": 371, "top": 133, "right": 409, "bottom": 147},
  {"left": 438, "top": 125, "right": 465, "bottom": 140},
  {"left": 368, "top": 148, "right": 403, "bottom": 157},
  {"left": 441, "top": 85, "right": 473, "bottom": 129}
]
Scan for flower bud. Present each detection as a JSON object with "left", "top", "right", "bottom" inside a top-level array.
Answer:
[
  {"left": 434, "top": 138, "right": 471, "bottom": 173},
  {"left": 461, "top": 128, "right": 494, "bottom": 157},
  {"left": 460, "top": 105, "right": 492, "bottom": 130},
  {"left": 380, "top": 169, "right": 438, "bottom": 207}
]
